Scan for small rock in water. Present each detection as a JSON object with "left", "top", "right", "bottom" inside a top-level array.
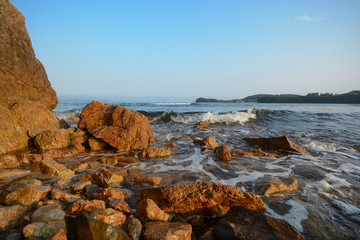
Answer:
[
  {"left": 201, "top": 136, "right": 219, "bottom": 148},
  {"left": 165, "top": 142, "right": 177, "bottom": 148},
  {"left": 214, "top": 145, "right": 231, "bottom": 161},
  {"left": 255, "top": 178, "right": 298, "bottom": 195},
  {"left": 231, "top": 149, "right": 278, "bottom": 158},
  {"left": 196, "top": 120, "right": 209, "bottom": 129},
  {"left": 140, "top": 147, "right": 171, "bottom": 159}
]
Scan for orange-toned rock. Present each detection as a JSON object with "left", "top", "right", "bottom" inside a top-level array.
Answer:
[
  {"left": 0, "top": 155, "right": 20, "bottom": 169},
  {"left": 255, "top": 178, "right": 298, "bottom": 195},
  {"left": 33, "top": 160, "right": 74, "bottom": 179},
  {"left": 201, "top": 136, "right": 219, "bottom": 148},
  {"left": 137, "top": 182, "right": 266, "bottom": 217},
  {"left": 214, "top": 145, "right": 231, "bottom": 161},
  {"left": 48, "top": 229, "right": 67, "bottom": 240},
  {"left": 69, "top": 180, "right": 92, "bottom": 193},
  {"left": 51, "top": 189, "right": 81, "bottom": 203},
  {"left": 71, "top": 117, "right": 80, "bottom": 124},
  {"left": 5, "top": 185, "right": 51, "bottom": 206},
  {"left": 91, "top": 188, "right": 126, "bottom": 201},
  {"left": 92, "top": 169, "right": 124, "bottom": 187},
  {"left": 108, "top": 198, "right": 132, "bottom": 214},
  {"left": 0, "top": 205, "right": 30, "bottom": 231},
  {"left": 68, "top": 200, "right": 106, "bottom": 215},
  {"left": 23, "top": 221, "right": 66, "bottom": 240},
  {"left": 78, "top": 101, "right": 154, "bottom": 151},
  {"left": 130, "top": 176, "right": 162, "bottom": 186},
  {"left": 140, "top": 147, "right": 171, "bottom": 159},
  {"left": 144, "top": 222, "right": 192, "bottom": 240},
  {"left": 126, "top": 215, "right": 142, "bottom": 240},
  {"left": 33, "top": 129, "right": 73, "bottom": 150},
  {"left": 244, "top": 135, "right": 312, "bottom": 156},
  {"left": 165, "top": 142, "right": 177, "bottom": 148},
  {"left": 231, "top": 149, "right": 278, "bottom": 158},
  {"left": 89, "top": 208, "right": 127, "bottom": 227},
  {"left": 31, "top": 205, "right": 65, "bottom": 222},
  {"left": 137, "top": 198, "right": 170, "bottom": 222},
  {"left": 155, "top": 130, "right": 170, "bottom": 134},
  {"left": 196, "top": 121, "right": 209, "bottom": 129},
  {"left": 177, "top": 129, "right": 183, "bottom": 132},
  {"left": 70, "top": 128, "right": 89, "bottom": 146},
  {"left": 88, "top": 137, "right": 109, "bottom": 151},
  {"left": 0, "top": 169, "right": 30, "bottom": 179}
]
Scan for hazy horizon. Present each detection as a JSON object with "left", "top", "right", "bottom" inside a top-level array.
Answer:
[{"left": 12, "top": 0, "right": 360, "bottom": 100}]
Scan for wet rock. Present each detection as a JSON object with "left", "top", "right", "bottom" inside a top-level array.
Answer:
[
  {"left": 201, "top": 136, "right": 219, "bottom": 148},
  {"left": 48, "top": 229, "right": 67, "bottom": 240},
  {"left": 0, "top": 155, "right": 20, "bottom": 169},
  {"left": 244, "top": 135, "right": 312, "bottom": 156},
  {"left": 140, "top": 147, "right": 171, "bottom": 159},
  {"left": 108, "top": 198, "right": 132, "bottom": 214},
  {"left": 165, "top": 142, "right": 177, "bottom": 148},
  {"left": 99, "top": 156, "right": 118, "bottom": 165},
  {"left": 137, "top": 198, "right": 170, "bottom": 222},
  {"left": 84, "top": 184, "right": 100, "bottom": 198},
  {"left": 144, "top": 222, "right": 192, "bottom": 240},
  {"left": 70, "top": 128, "right": 90, "bottom": 146},
  {"left": 137, "top": 182, "right": 266, "bottom": 217},
  {"left": 51, "top": 189, "right": 81, "bottom": 203},
  {"left": 6, "top": 185, "right": 50, "bottom": 206},
  {"left": 177, "top": 129, "right": 183, "bottom": 132},
  {"left": 0, "top": 205, "right": 30, "bottom": 231},
  {"left": 69, "top": 180, "right": 92, "bottom": 193},
  {"left": 129, "top": 176, "right": 162, "bottom": 186},
  {"left": 92, "top": 169, "right": 124, "bottom": 187},
  {"left": 231, "top": 149, "right": 278, "bottom": 158},
  {"left": 88, "top": 137, "right": 109, "bottom": 151},
  {"left": 214, "top": 206, "right": 305, "bottom": 240},
  {"left": 31, "top": 205, "right": 65, "bottom": 222},
  {"left": 23, "top": 220, "right": 66, "bottom": 240},
  {"left": 2, "top": 175, "right": 41, "bottom": 193},
  {"left": 89, "top": 208, "right": 127, "bottom": 227},
  {"left": 196, "top": 121, "right": 209, "bottom": 129},
  {"left": 214, "top": 145, "right": 231, "bottom": 161},
  {"left": 68, "top": 200, "right": 106, "bottom": 215},
  {"left": 79, "top": 100, "right": 154, "bottom": 151},
  {"left": 155, "top": 130, "right": 170, "bottom": 134},
  {"left": 255, "top": 178, "right": 298, "bottom": 195},
  {"left": 65, "top": 214, "right": 130, "bottom": 240},
  {"left": 33, "top": 129, "right": 73, "bottom": 150},
  {"left": 91, "top": 187, "right": 126, "bottom": 201},
  {"left": 126, "top": 215, "right": 142, "bottom": 240},
  {"left": 33, "top": 160, "right": 74, "bottom": 179},
  {"left": 0, "top": 169, "right": 30, "bottom": 178},
  {"left": 59, "top": 119, "right": 70, "bottom": 129}
]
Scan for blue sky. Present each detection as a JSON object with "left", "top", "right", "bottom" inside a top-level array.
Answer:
[{"left": 11, "top": 0, "right": 360, "bottom": 100}]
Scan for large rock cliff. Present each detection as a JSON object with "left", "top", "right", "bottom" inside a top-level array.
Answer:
[{"left": 0, "top": 0, "right": 59, "bottom": 154}]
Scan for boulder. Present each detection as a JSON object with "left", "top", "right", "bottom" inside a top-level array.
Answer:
[
  {"left": 137, "top": 182, "right": 266, "bottom": 217},
  {"left": 68, "top": 200, "right": 106, "bottom": 215},
  {"left": 201, "top": 136, "right": 219, "bottom": 148},
  {"left": 92, "top": 169, "right": 124, "bottom": 187},
  {"left": 126, "top": 215, "right": 142, "bottom": 240},
  {"left": 214, "top": 206, "right": 305, "bottom": 240},
  {"left": 31, "top": 205, "right": 65, "bottom": 222},
  {"left": 254, "top": 178, "right": 298, "bottom": 195},
  {"left": 140, "top": 147, "right": 171, "bottom": 159},
  {"left": 23, "top": 221, "right": 66, "bottom": 240},
  {"left": 5, "top": 185, "right": 51, "bottom": 206},
  {"left": 0, "top": 205, "right": 30, "bottom": 231},
  {"left": 78, "top": 101, "right": 154, "bottom": 151},
  {"left": 214, "top": 145, "right": 231, "bottom": 161},
  {"left": 34, "top": 129, "right": 73, "bottom": 150},
  {"left": 89, "top": 208, "right": 127, "bottom": 227},
  {"left": 244, "top": 136, "right": 312, "bottom": 156},
  {"left": 88, "top": 137, "right": 109, "bottom": 151},
  {"left": 33, "top": 160, "right": 74, "bottom": 179},
  {"left": 231, "top": 149, "right": 278, "bottom": 158},
  {"left": 137, "top": 198, "right": 170, "bottom": 222},
  {"left": 0, "top": 0, "right": 58, "bottom": 154},
  {"left": 65, "top": 214, "right": 130, "bottom": 240},
  {"left": 70, "top": 129, "right": 90, "bottom": 146},
  {"left": 144, "top": 222, "right": 192, "bottom": 240}
]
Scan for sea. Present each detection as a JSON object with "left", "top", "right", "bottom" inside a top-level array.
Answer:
[{"left": 55, "top": 96, "right": 360, "bottom": 239}]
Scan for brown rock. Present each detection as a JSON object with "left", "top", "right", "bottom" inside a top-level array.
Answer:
[
  {"left": 92, "top": 169, "right": 124, "bottom": 187},
  {"left": 68, "top": 200, "right": 106, "bottom": 215},
  {"left": 69, "top": 180, "right": 92, "bottom": 193},
  {"left": 71, "top": 117, "right": 80, "bottom": 124},
  {"left": 99, "top": 156, "right": 118, "bottom": 165},
  {"left": 48, "top": 229, "right": 67, "bottom": 240},
  {"left": 201, "top": 136, "right": 219, "bottom": 148},
  {"left": 79, "top": 101, "right": 154, "bottom": 150},
  {"left": 214, "top": 145, "right": 231, "bottom": 161},
  {"left": 70, "top": 128, "right": 90, "bottom": 146},
  {"left": 51, "top": 189, "right": 81, "bottom": 203},
  {"left": 34, "top": 160, "right": 74, "bottom": 179},
  {"left": 88, "top": 137, "right": 109, "bottom": 151},
  {"left": 0, "top": 155, "right": 20, "bottom": 169},
  {"left": 0, "top": 169, "right": 30, "bottom": 179},
  {"left": 89, "top": 208, "right": 127, "bottom": 227},
  {"left": 177, "top": 129, "right": 183, "bottom": 132},
  {"left": 140, "top": 147, "right": 171, "bottom": 159},
  {"left": 255, "top": 178, "right": 298, "bottom": 195},
  {"left": 31, "top": 205, "right": 65, "bottom": 222},
  {"left": 144, "top": 222, "right": 192, "bottom": 240},
  {"left": 165, "top": 142, "right": 177, "bottom": 148},
  {"left": 137, "top": 182, "right": 266, "bottom": 217},
  {"left": 23, "top": 221, "right": 66, "bottom": 240},
  {"left": 215, "top": 206, "right": 305, "bottom": 240},
  {"left": 5, "top": 185, "right": 50, "bottom": 206},
  {"left": 231, "top": 149, "right": 278, "bottom": 158},
  {"left": 33, "top": 129, "right": 73, "bottom": 150},
  {"left": 155, "top": 130, "right": 170, "bottom": 134},
  {"left": 0, "top": 205, "right": 30, "bottom": 231},
  {"left": 91, "top": 188, "right": 126, "bottom": 201},
  {"left": 130, "top": 176, "right": 162, "bottom": 185},
  {"left": 137, "top": 198, "right": 170, "bottom": 222},
  {"left": 244, "top": 135, "right": 312, "bottom": 156},
  {"left": 196, "top": 121, "right": 209, "bottom": 129},
  {"left": 126, "top": 215, "right": 142, "bottom": 240},
  {"left": 107, "top": 198, "right": 132, "bottom": 214}
]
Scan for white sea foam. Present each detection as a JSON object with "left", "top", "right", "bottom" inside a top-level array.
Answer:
[
  {"left": 330, "top": 199, "right": 360, "bottom": 215},
  {"left": 55, "top": 109, "right": 82, "bottom": 122},
  {"left": 150, "top": 102, "right": 192, "bottom": 106},
  {"left": 305, "top": 141, "right": 338, "bottom": 152},
  {"left": 336, "top": 163, "right": 360, "bottom": 174}
]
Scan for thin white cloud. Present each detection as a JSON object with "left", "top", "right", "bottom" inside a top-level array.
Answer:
[{"left": 296, "top": 15, "right": 324, "bottom": 22}]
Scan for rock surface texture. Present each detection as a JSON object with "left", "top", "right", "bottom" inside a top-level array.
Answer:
[
  {"left": 0, "top": 0, "right": 58, "bottom": 154},
  {"left": 78, "top": 101, "right": 154, "bottom": 151}
]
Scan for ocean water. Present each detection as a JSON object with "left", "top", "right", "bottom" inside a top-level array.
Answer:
[{"left": 55, "top": 97, "right": 360, "bottom": 239}]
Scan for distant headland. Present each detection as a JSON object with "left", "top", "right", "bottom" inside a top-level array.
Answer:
[{"left": 196, "top": 91, "right": 360, "bottom": 104}]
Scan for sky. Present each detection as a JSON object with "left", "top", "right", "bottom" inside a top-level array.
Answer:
[{"left": 11, "top": 0, "right": 360, "bottom": 100}]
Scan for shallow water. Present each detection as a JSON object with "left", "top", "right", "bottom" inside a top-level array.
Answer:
[{"left": 55, "top": 98, "right": 360, "bottom": 239}]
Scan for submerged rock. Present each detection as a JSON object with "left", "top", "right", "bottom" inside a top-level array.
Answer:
[
  {"left": 79, "top": 100, "right": 154, "bottom": 151},
  {"left": 144, "top": 222, "right": 192, "bottom": 240},
  {"left": 140, "top": 147, "right": 171, "bottom": 159},
  {"left": 231, "top": 149, "right": 278, "bottom": 158},
  {"left": 255, "top": 178, "right": 298, "bottom": 195},
  {"left": 214, "top": 206, "right": 305, "bottom": 240},
  {"left": 214, "top": 145, "right": 231, "bottom": 161},
  {"left": 244, "top": 135, "right": 311, "bottom": 156},
  {"left": 137, "top": 182, "right": 266, "bottom": 217}
]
